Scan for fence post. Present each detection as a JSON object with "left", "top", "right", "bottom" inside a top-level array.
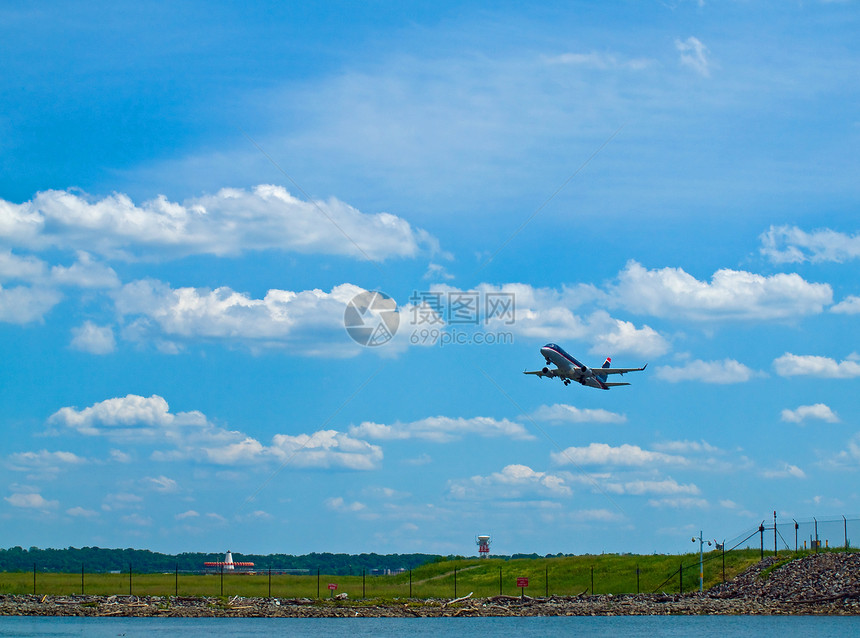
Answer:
[
  {"left": 220, "top": 564, "right": 224, "bottom": 597},
  {"left": 679, "top": 563, "right": 683, "bottom": 594},
  {"left": 590, "top": 566, "right": 594, "bottom": 595},
  {"left": 362, "top": 569, "right": 365, "bottom": 599},
  {"left": 268, "top": 566, "right": 272, "bottom": 598},
  {"left": 794, "top": 520, "right": 798, "bottom": 553},
  {"left": 81, "top": 563, "right": 84, "bottom": 596},
  {"left": 129, "top": 563, "right": 133, "bottom": 596},
  {"left": 317, "top": 569, "right": 320, "bottom": 599},
  {"left": 176, "top": 564, "right": 179, "bottom": 597},
  {"left": 410, "top": 569, "right": 413, "bottom": 598},
  {"left": 33, "top": 563, "right": 36, "bottom": 595},
  {"left": 814, "top": 518, "right": 819, "bottom": 553},
  {"left": 636, "top": 566, "right": 640, "bottom": 594},
  {"left": 454, "top": 567, "right": 457, "bottom": 598},
  {"left": 844, "top": 516, "right": 848, "bottom": 551},
  {"left": 759, "top": 523, "right": 765, "bottom": 560},
  {"left": 545, "top": 566, "right": 548, "bottom": 598}
]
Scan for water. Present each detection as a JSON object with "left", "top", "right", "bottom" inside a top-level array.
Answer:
[{"left": 1, "top": 616, "right": 858, "bottom": 638}]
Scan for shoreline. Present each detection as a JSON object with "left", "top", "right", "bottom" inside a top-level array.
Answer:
[
  {"left": 3, "top": 553, "right": 858, "bottom": 617},
  {"left": 1, "top": 592, "right": 859, "bottom": 617}
]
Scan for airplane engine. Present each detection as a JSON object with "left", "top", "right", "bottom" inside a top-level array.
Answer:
[{"left": 542, "top": 367, "right": 550, "bottom": 375}]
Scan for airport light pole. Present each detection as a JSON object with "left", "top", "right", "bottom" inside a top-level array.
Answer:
[{"left": 691, "top": 530, "right": 711, "bottom": 592}]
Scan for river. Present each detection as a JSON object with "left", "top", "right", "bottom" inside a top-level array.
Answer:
[{"left": 1, "top": 616, "right": 859, "bottom": 637}]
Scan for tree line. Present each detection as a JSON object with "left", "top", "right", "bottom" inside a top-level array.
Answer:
[{"left": 0, "top": 546, "right": 443, "bottom": 575}]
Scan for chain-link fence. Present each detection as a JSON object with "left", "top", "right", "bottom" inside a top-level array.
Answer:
[{"left": 3, "top": 514, "right": 857, "bottom": 598}]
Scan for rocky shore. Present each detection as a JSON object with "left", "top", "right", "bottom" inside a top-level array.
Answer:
[{"left": 2, "top": 553, "right": 858, "bottom": 617}]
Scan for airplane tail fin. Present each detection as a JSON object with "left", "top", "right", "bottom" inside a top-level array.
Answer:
[{"left": 598, "top": 357, "right": 611, "bottom": 383}]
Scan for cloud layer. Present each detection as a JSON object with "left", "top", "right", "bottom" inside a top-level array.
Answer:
[{"left": 0, "top": 186, "right": 436, "bottom": 262}]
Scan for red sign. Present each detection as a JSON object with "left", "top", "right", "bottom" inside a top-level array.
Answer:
[
  {"left": 516, "top": 577, "right": 529, "bottom": 588},
  {"left": 328, "top": 583, "right": 338, "bottom": 590}
]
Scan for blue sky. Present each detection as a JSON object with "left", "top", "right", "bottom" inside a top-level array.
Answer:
[{"left": 2, "top": 0, "right": 859, "bottom": 557}]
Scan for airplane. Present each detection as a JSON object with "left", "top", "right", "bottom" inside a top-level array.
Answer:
[{"left": 524, "top": 343, "right": 647, "bottom": 389}]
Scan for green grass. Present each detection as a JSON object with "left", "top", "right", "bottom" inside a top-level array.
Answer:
[{"left": 0, "top": 550, "right": 787, "bottom": 598}]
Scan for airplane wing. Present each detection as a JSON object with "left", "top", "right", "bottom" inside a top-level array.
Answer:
[
  {"left": 603, "top": 381, "right": 631, "bottom": 387},
  {"left": 599, "top": 364, "right": 647, "bottom": 376},
  {"left": 524, "top": 369, "right": 555, "bottom": 378}
]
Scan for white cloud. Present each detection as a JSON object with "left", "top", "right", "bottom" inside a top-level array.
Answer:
[
  {"left": 325, "top": 496, "right": 367, "bottom": 513},
  {"left": 70, "top": 321, "right": 116, "bottom": 354},
  {"left": 121, "top": 513, "right": 153, "bottom": 526},
  {"left": 572, "top": 508, "right": 625, "bottom": 522},
  {"left": 109, "top": 449, "right": 132, "bottom": 463},
  {"left": 830, "top": 433, "right": 860, "bottom": 468},
  {"left": 605, "top": 477, "right": 700, "bottom": 496},
  {"left": 760, "top": 226, "right": 860, "bottom": 264},
  {"left": 610, "top": 261, "right": 832, "bottom": 321},
  {"left": 449, "top": 464, "right": 572, "bottom": 500},
  {"left": 0, "top": 186, "right": 436, "bottom": 262},
  {"left": 269, "top": 430, "right": 384, "bottom": 471},
  {"left": 655, "top": 359, "right": 760, "bottom": 384},
  {"left": 49, "top": 394, "right": 205, "bottom": 437},
  {"left": 0, "top": 285, "right": 62, "bottom": 324},
  {"left": 434, "top": 282, "right": 667, "bottom": 357},
  {"left": 103, "top": 492, "right": 143, "bottom": 511},
  {"left": 7, "top": 449, "right": 87, "bottom": 472},
  {"left": 676, "top": 36, "right": 711, "bottom": 77},
  {"left": 648, "top": 497, "right": 709, "bottom": 509},
  {"left": 114, "top": 279, "right": 374, "bottom": 355},
  {"left": 773, "top": 353, "right": 860, "bottom": 378},
  {"left": 143, "top": 475, "right": 179, "bottom": 493},
  {"left": 350, "top": 415, "right": 534, "bottom": 443},
  {"left": 781, "top": 403, "right": 840, "bottom": 425},
  {"left": 543, "top": 51, "right": 654, "bottom": 71},
  {"left": 0, "top": 250, "right": 46, "bottom": 281},
  {"left": 5, "top": 492, "right": 58, "bottom": 510},
  {"left": 652, "top": 440, "right": 720, "bottom": 454},
  {"left": 49, "top": 252, "right": 120, "bottom": 288},
  {"left": 66, "top": 506, "right": 99, "bottom": 518},
  {"left": 831, "top": 296, "right": 860, "bottom": 314},
  {"left": 761, "top": 463, "right": 806, "bottom": 479},
  {"left": 49, "top": 394, "right": 382, "bottom": 470},
  {"left": 551, "top": 443, "right": 689, "bottom": 467},
  {"left": 530, "top": 404, "right": 626, "bottom": 424},
  {"left": 175, "top": 510, "right": 200, "bottom": 520}
]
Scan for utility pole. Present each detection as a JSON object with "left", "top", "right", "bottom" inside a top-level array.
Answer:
[
  {"left": 692, "top": 530, "right": 710, "bottom": 592},
  {"left": 774, "top": 511, "right": 778, "bottom": 557}
]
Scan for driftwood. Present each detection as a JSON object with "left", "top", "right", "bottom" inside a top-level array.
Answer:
[{"left": 442, "top": 592, "right": 473, "bottom": 608}]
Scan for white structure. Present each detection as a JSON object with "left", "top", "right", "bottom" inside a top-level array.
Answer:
[
  {"left": 203, "top": 550, "right": 253, "bottom": 572},
  {"left": 476, "top": 535, "right": 491, "bottom": 557}
]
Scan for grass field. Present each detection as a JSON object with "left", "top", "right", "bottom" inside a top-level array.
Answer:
[{"left": 0, "top": 550, "right": 780, "bottom": 599}]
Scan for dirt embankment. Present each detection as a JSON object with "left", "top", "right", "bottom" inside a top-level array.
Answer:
[{"left": 2, "top": 553, "right": 858, "bottom": 617}]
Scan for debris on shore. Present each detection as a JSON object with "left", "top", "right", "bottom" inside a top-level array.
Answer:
[{"left": 2, "top": 553, "right": 858, "bottom": 617}]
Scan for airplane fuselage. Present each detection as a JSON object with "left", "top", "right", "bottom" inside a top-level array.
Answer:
[
  {"left": 524, "top": 343, "right": 646, "bottom": 389},
  {"left": 540, "top": 343, "right": 607, "bottom": 389}
]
